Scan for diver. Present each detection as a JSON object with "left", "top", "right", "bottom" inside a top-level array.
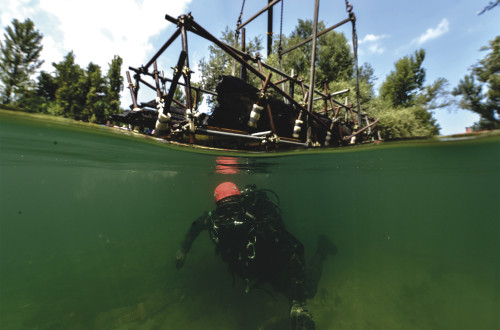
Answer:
[{"left": 175, "top": 182, "right": 337, "bottom": 330}]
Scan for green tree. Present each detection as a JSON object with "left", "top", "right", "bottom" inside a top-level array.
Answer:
[
  {"left": 358, "top": 63, "right": 377, "bottom": 91},
  {"left": 327, "top": 62, "right": 377, "bottom": 106},
  {"left": 473, "top": 36, "right": 500, "bottom": 103},
  {"left": 452, "top": 38, "right": 499, "bottom": 130},
  {"left": 316, "top": 29, "right": 353, "bottom": 86},
  {"left": 172, "top": 83, "right": 204, "bottom": 110},
  {"left": 52, "top": 51, "right": 86, "bottom": 118},
  {"left": 173, "top": 86, "right": 185, "bottom": 105},
  {"left": 15, "top": 70, "right": 58, "bottom": 113},
  {"left": 417, "top": 77, "right": 451, "bottom": 110},
  {"left": 380, "top": 49, "right": 426, "bottom": 107},
  {"left": 106, "top": 55, "right": 123, "bottom": 116},
  {"left": 37, "top": 71, "right": 57, "bottom": 102},
  {"left": 32, "top": 53, "right": 123, "bottom": 122},
  {"left": 368, "top": 98, "right": 439, "bottom": 139},
  {"left": 277, "top": 19, "right": 353, "bottom": 87},
  {"left": 0, "top": 18, "right": 44, "bottom": 104},
  {"left": 83, "top": 62, "right": 106, "bottom": 122},
  {"left": 373, "top": 49, "right": 445, "bottom": 138}
]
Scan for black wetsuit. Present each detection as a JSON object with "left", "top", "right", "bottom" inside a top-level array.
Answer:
[{"left": 179, "top": 188, "right": 309, "bottom": 303}]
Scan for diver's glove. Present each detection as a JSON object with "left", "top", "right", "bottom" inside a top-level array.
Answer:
[{"left": 175, "top": 248, "right": 186, "bottom": 269}]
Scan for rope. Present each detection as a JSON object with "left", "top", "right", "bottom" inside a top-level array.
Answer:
[{"left": 237, "top": 0, "right": 246, "bottom": 28}]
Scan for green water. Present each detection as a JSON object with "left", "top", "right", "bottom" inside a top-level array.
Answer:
[{"left": 1, "top": 110, "right": 499, "bottom": 330}]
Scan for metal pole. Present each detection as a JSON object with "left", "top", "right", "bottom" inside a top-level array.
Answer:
[
  {"left": 138, "top": 77, "right": 157, "bottom": 92},
  {"left": 180, "top": 26, "right": 192, "bottom": 110},
  {"left": 289, "top": 69, "right": 295, "bottom": 99},
  {"left": 144, "top": 28, "right": 181, "bottom": 70},
  {"left": 180, "top": 25, "right": 195, "bottom": 143},
  {"left": 307, "top": 0, "right": 320, "bottom": 115},
  {"left": 196, "top": 128, "right": 308, "bottom": 147},
  {"left": 161, "top": 76, "right": 217, "bottom": 96},
  {"left": 237, "top": 0, "right": 281, "bottom": 31},
  {"left": 129, "top": 66, "right": 217, "bottom": 96},
  {"left": 343, "top": 119, "right": 379, "bottom": 141},
  {"left": 279, "top": 17, "right": 351, "bottom": 56},
  {"left": 164, "top": 51, "right": 187, "bottom": 111},
  {"left": 232, "top": 32, "right": 238, "bottom": 76},
  {"left": 345, "top": 0, "right": 362, "bottom": 127},
  {"left": 352, "top": 14, "right": 363, "bottom": 126},
  {"left": 186, "top": 18, "right": 333, "bottom": 133},
  {"left": 313, "top": 89, "right": 350, "bottom": 101},
  {"left": 153, "top": 61, "right": 162, "bottom": 98},
  {"left": 126, "top": 71, "right": 139, "bottom": 109},
  {"left": 267, "top": 0, "right": 273, "bottom": 57},
  {"left": 240, "top": 28, "right": 247, "bottom": 81},
  {"left": 222, "top": 41, "right": 350, "bottom": 107}
]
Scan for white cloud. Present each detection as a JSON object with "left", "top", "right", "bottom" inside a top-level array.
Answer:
[
  {"left": 368, "top": 44, "right": 385, "bottom": 54},
  {"left": 0, "top": 0, "right": 35, "bottom": 26},
  {"left": 1, "top": 0, "right": 192, "bottom": 73},
  {"left": 0, "top": 0, "right": 193, "bottom": 107},
  {"left": 414, "top": 18, "right": 450, "bottom": 45},
  {"left": 359, "top": 34, "right": 389, "bottom": 44},
  {"left": 358, "top": 33, "right": 388, "bottom": 54}
]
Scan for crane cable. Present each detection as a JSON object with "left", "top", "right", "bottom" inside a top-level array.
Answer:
[
  {"left": 345, "top": 0, "right": 363, "bottom": 127},
  {"left": 278, "top": 0, "right": 287, "bottom": 103},
  {"left": 236, "top": 0, "right": 246, "bottom": 36},
  {"left": 232, "top": 0, "right": 246, "bottom": 76},
  {"left": 278, "top": 0, "right": 284, "bottom": 60}
]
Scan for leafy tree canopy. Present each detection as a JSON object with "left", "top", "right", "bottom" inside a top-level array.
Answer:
[
  {"left": 106, "top": 55, "right": 124, "bottom": 115},
  {"left": 52, "top": 51, "right": 85, "bottom": 118},
  {"left": 452, "top": 36, "right": 500, "bottom": 130},
  {"left": 277, "top": 19, "right": 353, "bottom": 87},
  {"left": 368, "top": 97, "right": 440, "bottom": 139},
  {"left": 0, "top": 18, "right": 43, "bottom": 104},
  {"left": 380, "top": 49, "right": 426, "bottom": 107},
  {"left": 374, "top": 48, "right": 449, "bottom": 137},
  {"left": 0, "top": 19, "right": 123, "bottom": 124}
]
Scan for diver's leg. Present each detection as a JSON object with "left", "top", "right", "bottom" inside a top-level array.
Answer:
[
  {"left": 290, "top": 301, "right": 315, "bottom": 330},
  {"left": 288, "top": 239, "right": 307, "bottom": 302},
  {"left": 306, "top": 235, "right": 337, "bottom": 299},
  {"left": 281, "top": 233, "right": 315, "bottom": 330}
]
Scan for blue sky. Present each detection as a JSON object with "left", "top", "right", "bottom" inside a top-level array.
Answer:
[{"left": 1, "top": 0, "right": 498, "bottom": 135}]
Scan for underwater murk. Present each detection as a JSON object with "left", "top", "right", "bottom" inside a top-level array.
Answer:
[{"left": 0, "top": 110, "right": 499, "bottom": 330}]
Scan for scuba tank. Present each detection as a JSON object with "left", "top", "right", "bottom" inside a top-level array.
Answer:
[{"left": 240, "top": 184, "right": 280, "bottom": 211}]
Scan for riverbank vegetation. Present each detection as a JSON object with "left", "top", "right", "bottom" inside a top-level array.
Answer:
[
  {"left": 1, "top": 18, "right": 498, "bottom": 136},
  {"left": 0, "top": 19, "right": 123, "bottom": 124}
]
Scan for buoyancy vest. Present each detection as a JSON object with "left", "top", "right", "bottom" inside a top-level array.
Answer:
[{"left": 208, "top": 186, "right": 284, "bottom": 290}]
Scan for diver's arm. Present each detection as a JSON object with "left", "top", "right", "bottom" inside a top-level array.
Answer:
[{"left": 175, "top": 212, "right": 210, "bottom": 269}]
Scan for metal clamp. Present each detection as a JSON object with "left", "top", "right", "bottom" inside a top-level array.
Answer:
[
  {"left": 182, "top": 66, "right": 193, "bottom": 77},
  {"left": 246, "top": 236, "right": 256, "bottom": 259},
  {"left": 258, "top": 90, "right": 269, "bottom": 100}
]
